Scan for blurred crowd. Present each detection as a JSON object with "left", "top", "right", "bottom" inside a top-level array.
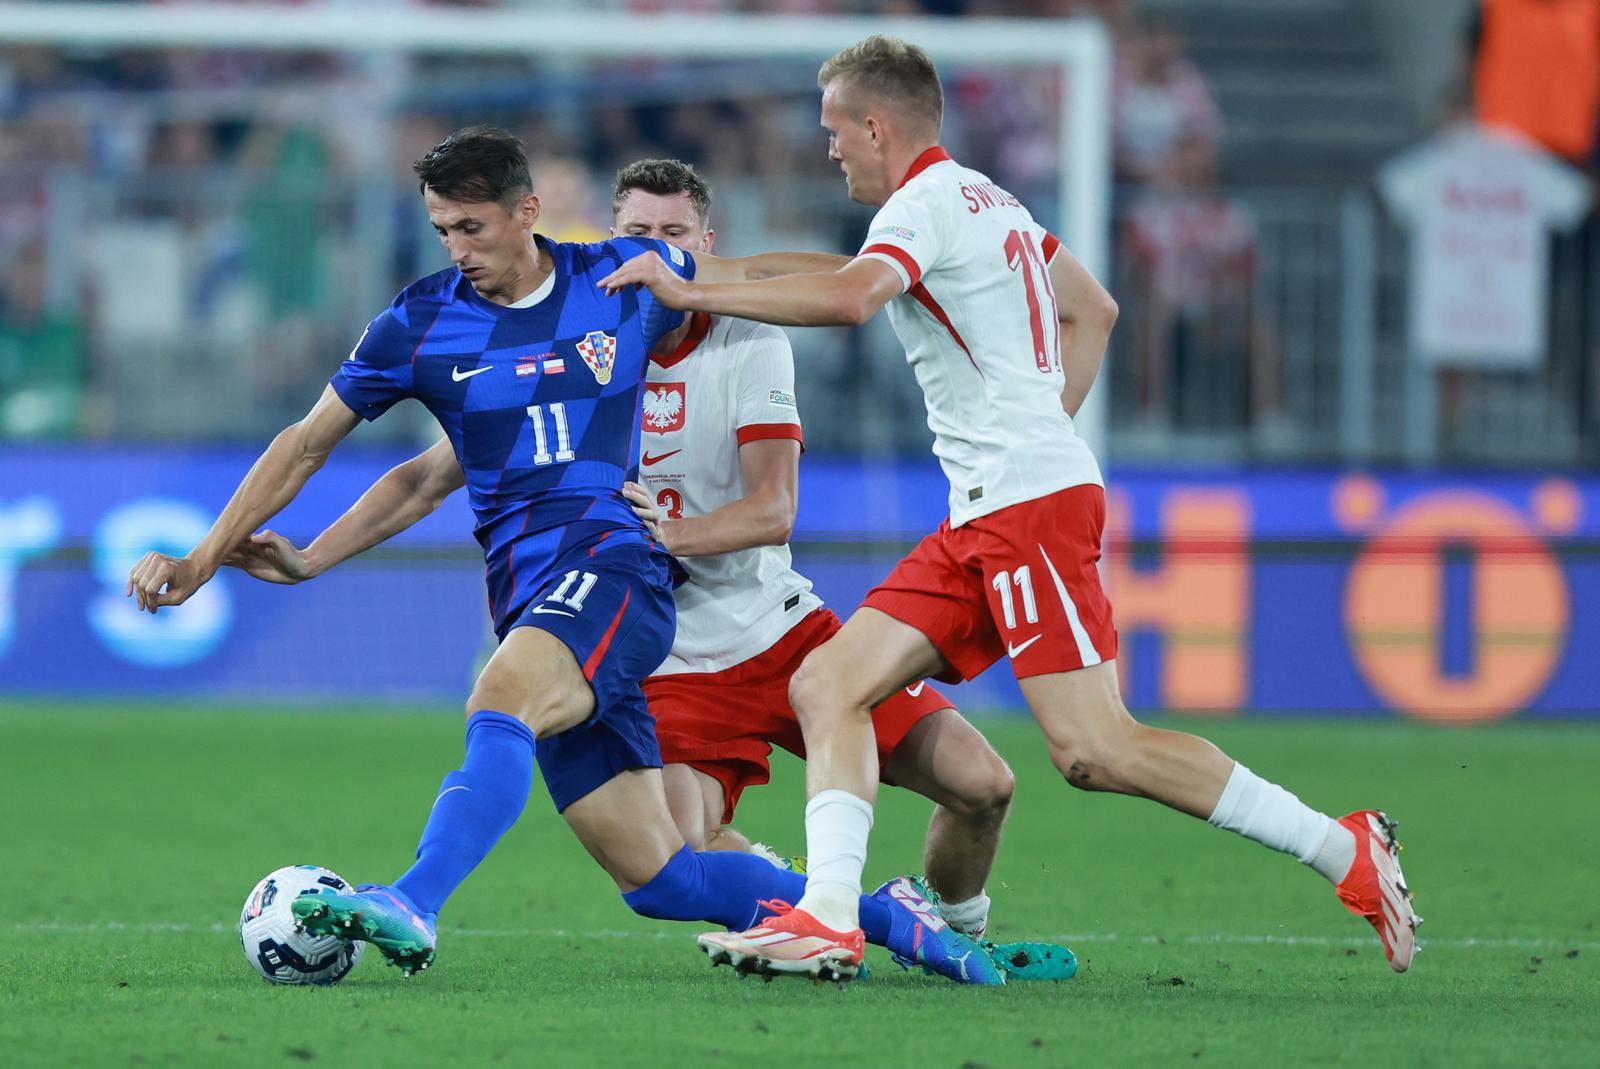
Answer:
[{"left": 1, "top": 0, "right": 1597, "bottom": 463}]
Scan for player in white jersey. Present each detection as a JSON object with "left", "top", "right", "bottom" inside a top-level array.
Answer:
[
  {"left": 601, "top": 35, "right": 1419, "bottom": 981},
  {"left": 222, "top": 158, "right": 1075, "bottom": 976},
  {"left": 608, "top": 161, "right": 1023, "bottom": 945}
]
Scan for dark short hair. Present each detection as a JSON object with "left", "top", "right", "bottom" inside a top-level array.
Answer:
[
  {"left": 412, "top": 125, "right": 532, "bottom": 208},
  {"left": 611, "top": 158, "right": 713, "bottom": 224},
  {"left": 818, "top": 35, "right": 943, "bottom": 134}
]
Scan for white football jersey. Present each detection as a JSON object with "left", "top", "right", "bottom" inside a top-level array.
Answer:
[
  {"left": 857, "top": 148, "right": 1103, "bottom": 527},
  {"left": 641, "top": 312, "right": 822, "bottom": 675}
]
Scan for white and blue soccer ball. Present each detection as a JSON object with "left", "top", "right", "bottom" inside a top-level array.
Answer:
[{"left": 238, "top": 865, "right": 364, "bottom": 985}]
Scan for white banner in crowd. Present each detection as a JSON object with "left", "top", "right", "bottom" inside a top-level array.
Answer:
[{"left": 1379, "top": 124, "right": 1591, "bottom": 369}]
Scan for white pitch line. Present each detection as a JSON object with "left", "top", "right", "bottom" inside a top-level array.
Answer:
[
  {"left": 1045, "top": 932, "right": 1600, "bottom": 952},
  {"left": 8, "top": 920, "right": 1598, "bottom": 952}
]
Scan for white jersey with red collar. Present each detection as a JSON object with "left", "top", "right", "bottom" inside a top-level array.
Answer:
[
  {"left": 641, "top": 312, "right": 821, "bottom": 675},
  {"left": 856, "top": 147, "right": 1103, "bottom": 527}
]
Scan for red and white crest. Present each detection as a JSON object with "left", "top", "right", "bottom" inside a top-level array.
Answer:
[
  {"left": 576, "top": 330, "right": 618, "bottom": 385},
  {"left": 643, "top": 382, "right": 686, "bottom": 432}
]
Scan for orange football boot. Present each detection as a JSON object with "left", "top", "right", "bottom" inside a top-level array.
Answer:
[
  {"left": 1335, "top": 810, "right": 1420, "bottom": 972},
  {"left": 698, "top": 899, "right": 864, "bottom": 983}
]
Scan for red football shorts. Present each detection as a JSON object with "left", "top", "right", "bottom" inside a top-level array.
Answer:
[
  {"left": 643, "top": 607, "right": 952, "bottom": 823},
  {"left": 862, "top": 483, "right": 1119, "bottom": 683}
]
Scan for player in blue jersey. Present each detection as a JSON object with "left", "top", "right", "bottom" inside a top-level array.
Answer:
[{"left": 124, "top": 126, "right": 1030, "bottom": 984}]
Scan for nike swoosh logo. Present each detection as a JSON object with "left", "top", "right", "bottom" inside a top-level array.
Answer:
[
  {"left": 452, "top": 365, "right": 493, "bottom": 381},
  {"left": 1007, "top": 635, "right": 1042, "bottom": 658},
  {"left": 530, "top": 605, "right": 575, "bottom": 617},
  {"left": 905, "top": 681, "right": 927, "bottom": 697},
  {"left": 642, "top": 451, "right": 681, "bottom": 466}
]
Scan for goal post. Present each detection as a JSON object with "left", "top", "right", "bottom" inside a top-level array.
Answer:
[{"left": 0, "top": 2, "right": 1114, "bottom": 453}]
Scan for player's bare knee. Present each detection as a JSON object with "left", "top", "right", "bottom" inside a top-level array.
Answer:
[
  {"left": 464, "top": 681, "right": 517, "bottom": 723},
  {"left": 976, "top": 757, "right": 1015, "bottom": 813},
  {"left": 468, "top": 675, "right": 591, "bottom": 739},
  {"left": 788, "top": 654, "right": 849, "bottom": 730},
  {"left": 943, "top": 752, "right": 1015, "bottom": 816}
]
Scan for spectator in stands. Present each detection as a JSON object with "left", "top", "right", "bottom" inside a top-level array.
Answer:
[
  {"left": 1122, "top": 131, "right": 1270, "bottom": 433},
  {"left": 0, "top": 240, "right": 83, "bottom": 439},
  {"left": 1113, "top": 16, "right": 1220, "bottom": 187},
  {"left": 531, "top": 156, "right": 608, "bottom": 243},
  {"left": 237, "top": 107, "right": 346, "bottom": 405}
]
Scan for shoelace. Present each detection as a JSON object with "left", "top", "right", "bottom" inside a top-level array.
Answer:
[{"left": 754, "top": 898, "right": 795, "bottom": 920}]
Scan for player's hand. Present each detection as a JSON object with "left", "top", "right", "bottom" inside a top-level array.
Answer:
[
  {"left": 597, "top": 252, "right": 692, "bottom": 309},
  {"left": 125, "top": 552, "right": 209, "bottom": 614},
  {"left": 222, "top": 529, "right": 315, "bottom": 585},
  {"left": 622, "top": 480, "right": 665, "bottom": 541}
]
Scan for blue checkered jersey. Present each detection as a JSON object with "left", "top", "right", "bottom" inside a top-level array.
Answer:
[{"left": 328, "top": 235, "right": 695, "bottom": 630}]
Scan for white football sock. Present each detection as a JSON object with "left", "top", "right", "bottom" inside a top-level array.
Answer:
[
  {"left": 937, "top": 891, "right": 991, "bottom": 939},
  {"left": 1207, "top": 763, "right": 1356, "bottom": 884},
  {"left": 795, "top": 789, "right": 874, "bottom": 931}
]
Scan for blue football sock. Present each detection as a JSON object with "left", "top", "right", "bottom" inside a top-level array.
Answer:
[
  {"left": 392, "top": 711, "right": 535, "bottom": 917},
  {"left": 621, "top": 846, "right": 894, "bottom": 944}
]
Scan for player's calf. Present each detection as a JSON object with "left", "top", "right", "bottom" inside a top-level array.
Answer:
[
  {"left": 894, "top": 726, "right": 1014, "bottom": 818},
  {"left": 883, "top": 709, "right": 1013, "bottom": 925},
  {"left": 1023, "top": 664, "right": 1235, "bottom": 815}
]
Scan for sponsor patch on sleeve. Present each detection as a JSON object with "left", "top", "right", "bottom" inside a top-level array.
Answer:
[
  {"left": 867, "top": 225, "right": 917, "bottom": 242},
  {"left": 768, "top": 389, "right": 797, "bottom": 408}
]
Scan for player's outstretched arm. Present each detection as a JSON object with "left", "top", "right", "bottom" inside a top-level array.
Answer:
[
  {"left": 225, "top": 436, "right": 465, "bottom": 584},
  {"left": 600, "top": 252, "right": 903, "bottom": 328},
  {"left": 126, "top": 386, "right": 361, "bottom": 612},
  {"left": 623, "top": 439, "right": 799, "bottom": 557},
  {"left": 690, "top": 250, "right": 854, "bottom": 284},
  {"left": 1048, "top": 244, "right": 1120, "bottom": 419}
]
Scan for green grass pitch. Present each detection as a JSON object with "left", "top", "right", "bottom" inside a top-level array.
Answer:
[{"left": 3, "top": 703, "right": 1598, "bottom": 1067}]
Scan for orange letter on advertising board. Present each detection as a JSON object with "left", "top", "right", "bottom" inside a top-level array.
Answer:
[
  {"left": 1343, "top": 485, "right": 1570, "bottom": 721},
  {"left": 1106, "top": 489, "right": 1251, "bottom": 711}
]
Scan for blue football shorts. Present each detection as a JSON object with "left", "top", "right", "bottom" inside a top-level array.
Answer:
[{"left": 505, "top": 540, "right": 676, "bottom": 812}]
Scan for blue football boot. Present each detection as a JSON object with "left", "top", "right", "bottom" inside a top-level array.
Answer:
[
  {"left": 872, "top": 875, "right": 1006, "bottom": 985},
  {"left": 292, "top": 883, "right": 437, "bottom": 977}
]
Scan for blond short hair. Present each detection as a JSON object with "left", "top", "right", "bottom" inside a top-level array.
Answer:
[{"left": 817, "top": 35, "right": 943, "bottom": 134}]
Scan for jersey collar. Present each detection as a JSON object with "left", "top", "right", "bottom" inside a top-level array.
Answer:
[
  {"left": 459, "top": 233, "right": 563, "bottom": 316},
  {"left": 651, "top": 311, "right": 712, "bottom": 369},
  {"left": 897, "top": 146, "right": 952, "bottom": 190}
]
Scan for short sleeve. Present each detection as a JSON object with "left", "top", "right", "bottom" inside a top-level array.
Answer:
[
  {"left": 733, "top": 327, "right": 804, "bottom": 450},
  {"left": 328, "top": 304, "right": 418, "bottom": 421},
  {"left": 856, "top": 183, "right": 946, "bottom": 292},
  {"left": 1529, "top": 153, "right": 1593, "bottom": 229},
  {"left": 1036, "top": 227, "right": 1063, "bottom": 263},
  {"left": 612, "top": 237, "right": 697, "bottom": 350}
]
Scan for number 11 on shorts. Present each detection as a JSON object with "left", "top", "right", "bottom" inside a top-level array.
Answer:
[
  {"left": 547, "top": 569, "right": 597, "bottom": 611},
  {"left": 991, "top": 566, "right": 1038, "bottom": 630}
]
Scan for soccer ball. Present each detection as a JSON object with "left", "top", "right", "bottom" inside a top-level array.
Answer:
[{"left": 238, "top": 865, "right": 364, "bottom": 985}]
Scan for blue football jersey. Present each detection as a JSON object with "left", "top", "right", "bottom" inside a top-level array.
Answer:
[{"left": 328, "top": 235, "right": 695, "bottom": 631}]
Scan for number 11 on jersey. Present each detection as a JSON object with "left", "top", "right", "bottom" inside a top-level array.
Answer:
[
  {"left": 526, "top": 403, "right": 575, "bottom": 466},
  {"left": 1003, "top": 230, "right": 1059, "bottom": 373}
]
